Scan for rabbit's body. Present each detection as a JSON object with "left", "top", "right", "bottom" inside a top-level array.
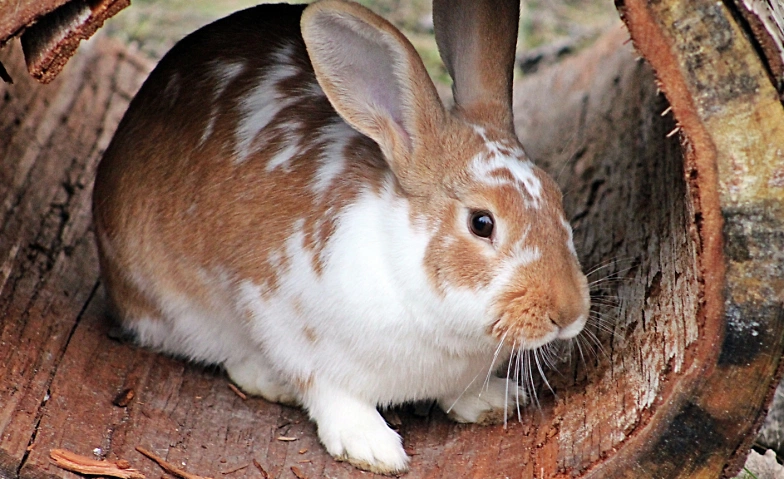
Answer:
[{"left": 94, "top": 1, "right": 589, "bottom": 473}]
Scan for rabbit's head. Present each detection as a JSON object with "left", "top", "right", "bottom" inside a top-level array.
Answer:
[{"left": 302, "top": 0, "right": 589, "bottom": 351}]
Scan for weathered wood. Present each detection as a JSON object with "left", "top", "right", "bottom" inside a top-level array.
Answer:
[
  {"left": 0, "top": 0, "right": 70, "bottom": 46},
  {"left": 732, "top": 0, "right": 784, "bottom": 92},
  {"left": 0, "top": 36, "right": 149, "bottom": 478},
  {"left": 1, "top": 3, "right": 780, "bottom": 477},
  {"left": 21, "top": 0, "right": 131, "bottom": 84},
  {"left": 0, "top": 0, "right": 130, "bottom": 84},
  {"left": 609, "top": 0, "right": 784, "bottom": 477}
]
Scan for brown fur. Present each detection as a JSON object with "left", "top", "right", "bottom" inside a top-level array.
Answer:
[{"left": 94, "top": 5, "right": 390, "bottom": 321}]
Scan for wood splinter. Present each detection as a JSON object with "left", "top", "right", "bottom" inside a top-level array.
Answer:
[
  {"left": 252, "top": 459, "right": 269, "bottom": 479},
  {"left": 135, "top": 446, "right": 213, "bottom": 479},
  {"left": 290, "top": 466, "right": 307, "bottom": 479},
  {"left": 227, "top": 383, "right": 247, "bottom": 400},
  {"left": 49, "top": 449, "right": 145, "bottom": 479}
]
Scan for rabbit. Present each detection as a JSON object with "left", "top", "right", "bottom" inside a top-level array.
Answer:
[{"left": 92, "top": 0, "right": 590, "bottom": 474}]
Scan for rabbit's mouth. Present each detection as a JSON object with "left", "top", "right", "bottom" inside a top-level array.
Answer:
[{"left": 557, "top": 312, "right": 588, "bottom": 340}]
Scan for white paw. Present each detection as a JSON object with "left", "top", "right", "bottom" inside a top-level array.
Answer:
[
  {"left": 306, "top": 387, "right": 409, "bottom": 474},
  {"left": 318, "top": 407, "right": 409, "bottom": 474},
  {"left": 438, "top": 376, "right": 527, "bottom": 425},
  {"left": 225, "top": 358, "right": 299, "bottom": 406}
]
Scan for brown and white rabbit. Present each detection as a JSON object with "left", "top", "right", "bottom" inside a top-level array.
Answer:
[{"left": 92, "top": 0, "right": 590, "bottom": 473}]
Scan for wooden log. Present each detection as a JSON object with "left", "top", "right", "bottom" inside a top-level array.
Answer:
[
  {"left": 604, "top": 0, "right": 784, "bottom": 477},
  {"left": 21, "top": 0, "right": 131, "bottom": 84},
  {"left": 0, "top": 0, "right": 782, "bottom": 477}
]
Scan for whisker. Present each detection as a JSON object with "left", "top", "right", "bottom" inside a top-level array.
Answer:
[
  {"left": 514, "top": 348, "right": 522, "bottom": 422},
  {"left": 575, "top": 336, "right": 587, "bottom": 365},
  {"left": 526, "top": 349, "right": 541, "bottom": 410},
  {"left": 590, "top": 299, "right": 622, "bottom": 309},
  {"left": 584, "top": 257, "right": 635, "bottom": 278},
  {"left": 534, "top": 349, "right": 555, "bottom": 396},
  {"left": 504, "top": 339, "right": 517, "bottom": 429},
  {"left": 445, "top": 370, "right": 481, "bottom": 414},
  {"left": 483, "top": 331, "right": 509, "bottom": 393},
  {"left": 582, "top": 329, "right": 609, "bottom": 359},
  {"left": 577, "top": 334, "right": 598, "bottom": 360},
  {"left": 587, "top": 317, "right": 616, "bottom": 334}
]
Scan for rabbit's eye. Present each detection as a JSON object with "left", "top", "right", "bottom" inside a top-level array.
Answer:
[{"left": 469, "top": 211, "right": 494, "bottom": 239}]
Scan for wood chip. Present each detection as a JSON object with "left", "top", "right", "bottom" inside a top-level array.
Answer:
[
  {"left": 221, "top": 464, "right": 248, "bottom": 475},
  {"left": 297, "top": 448, "right": 307, "bottom": 454},
  {"left": 290, "top": 466, "right": 306, "bottom": 479},
  {"left": 227, "top": 383, "right": 247, "bottom": 400},
  {"left": 135, "top": 446, "right": 213, "bottom": 479},
  {"left": 252, "top": 459, "right": 269, "bottom": 479},
  {"left": 276, "top": 436, "right": 297, "bottom": 442},
  {"left": 113, "top": 388, "right": 135, "bottom": 407},
  {"left": 50, "top": 449, "right": 145, "bottom": 479}
]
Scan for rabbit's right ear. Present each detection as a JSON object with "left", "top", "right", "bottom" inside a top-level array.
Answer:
[
  {"left": 302, "top": 0, "right": 445, "bottom": 192},
  {"left": 433, "top": 0, "right": 520, "bottom": 131}
]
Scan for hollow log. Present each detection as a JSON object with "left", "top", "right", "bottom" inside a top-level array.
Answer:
[{"left": 0, "top": 0, "right": 783, "bottom": 478}]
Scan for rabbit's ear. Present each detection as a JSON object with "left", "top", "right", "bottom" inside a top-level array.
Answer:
[
  {"left": 301, "top": 0, "right": 444, "bottom": 186},
  {"left": 433, "top": 0, "right": 520, "bottom": 131}
]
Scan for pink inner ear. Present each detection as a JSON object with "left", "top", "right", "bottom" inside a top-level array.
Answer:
[{"left": 308, "top": 14, "right": 411, "bottom": 149}]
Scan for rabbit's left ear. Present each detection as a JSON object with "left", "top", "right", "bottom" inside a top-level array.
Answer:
[
  {"left": 433, "top": 0, "right": 520, "bottom": 131},
  {"left": 301, "top": 0, "right": 445, "bottom": 188}
]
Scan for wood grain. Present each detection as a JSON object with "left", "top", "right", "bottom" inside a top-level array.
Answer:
[{"left": 0, "top": 4, "right": 780, "bottom": 476}]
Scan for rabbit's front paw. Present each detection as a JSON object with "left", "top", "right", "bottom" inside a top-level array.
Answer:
[
  {"left": 308, "top": 388, "right": 409, "bottom": 474},
  {"left": 438, "top": 376, "right": 527, "bottom": 425}
]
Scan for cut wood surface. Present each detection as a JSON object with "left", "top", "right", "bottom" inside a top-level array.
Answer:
[{"left": 0, "top": 2, "right": 782, "bottom": 477}]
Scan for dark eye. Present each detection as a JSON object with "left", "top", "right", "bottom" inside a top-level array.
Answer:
[{"left": 469, "top": 211, "right": 494, "bottom": 239}]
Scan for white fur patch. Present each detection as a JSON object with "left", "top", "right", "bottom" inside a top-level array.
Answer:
[
  {"left": 235, "top": 43, "right": 301, "bottom": 163},
  {"left": 558, "top": 313, "right": 587, "bottom": 340},
  {"left": 312, "top": 121, "right": 356, "bottom": 195},
  {"left": 470, "top": 126, "right": 543, "bottom": 208},
  {"left": 201, "top": 60, "right": 246, "bottom": 145},
  {"left": 561, "top": 217, "right": 578, "bottom": 258},
  {"left": 265, "top": 129, "right": 302, "bottom": 172}
]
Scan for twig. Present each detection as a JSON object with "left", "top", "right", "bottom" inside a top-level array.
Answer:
[
  {"left": 227, "top": 384, "right": 247, "bottom": 400},
  {"left": 252, "top": 459, "right": 269, "bottom": 479},
  {"left": 221, "top": 464, "right": 248, "bottom": 475},
  {"left": 290, "top": 466, "right": 307, "bottom": 479},
  {"left": 50, "top": 449, "right": 145, "bottom": 479},
  {"left": 276, "top": 436, "right": 297, "bottom": 442},
  {"left": 135, "top": 447, "right": 213, "bottom": 479}
]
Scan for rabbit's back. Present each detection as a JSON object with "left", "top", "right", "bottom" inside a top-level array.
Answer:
[{"left": 93, "top": 4, "right": 392, "bottom": 360}]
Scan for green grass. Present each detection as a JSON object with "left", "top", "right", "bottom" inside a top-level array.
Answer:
[
  {"left": 103, "top": 0, "right": 620, "bottom": 86},
  {"left": 739, "top": 466, "right": 760, "bottom": 479}
]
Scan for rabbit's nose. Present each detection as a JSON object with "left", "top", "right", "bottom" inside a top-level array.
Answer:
[{"left": 550, "top": 266, "right": 590, "bottom": 336}]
